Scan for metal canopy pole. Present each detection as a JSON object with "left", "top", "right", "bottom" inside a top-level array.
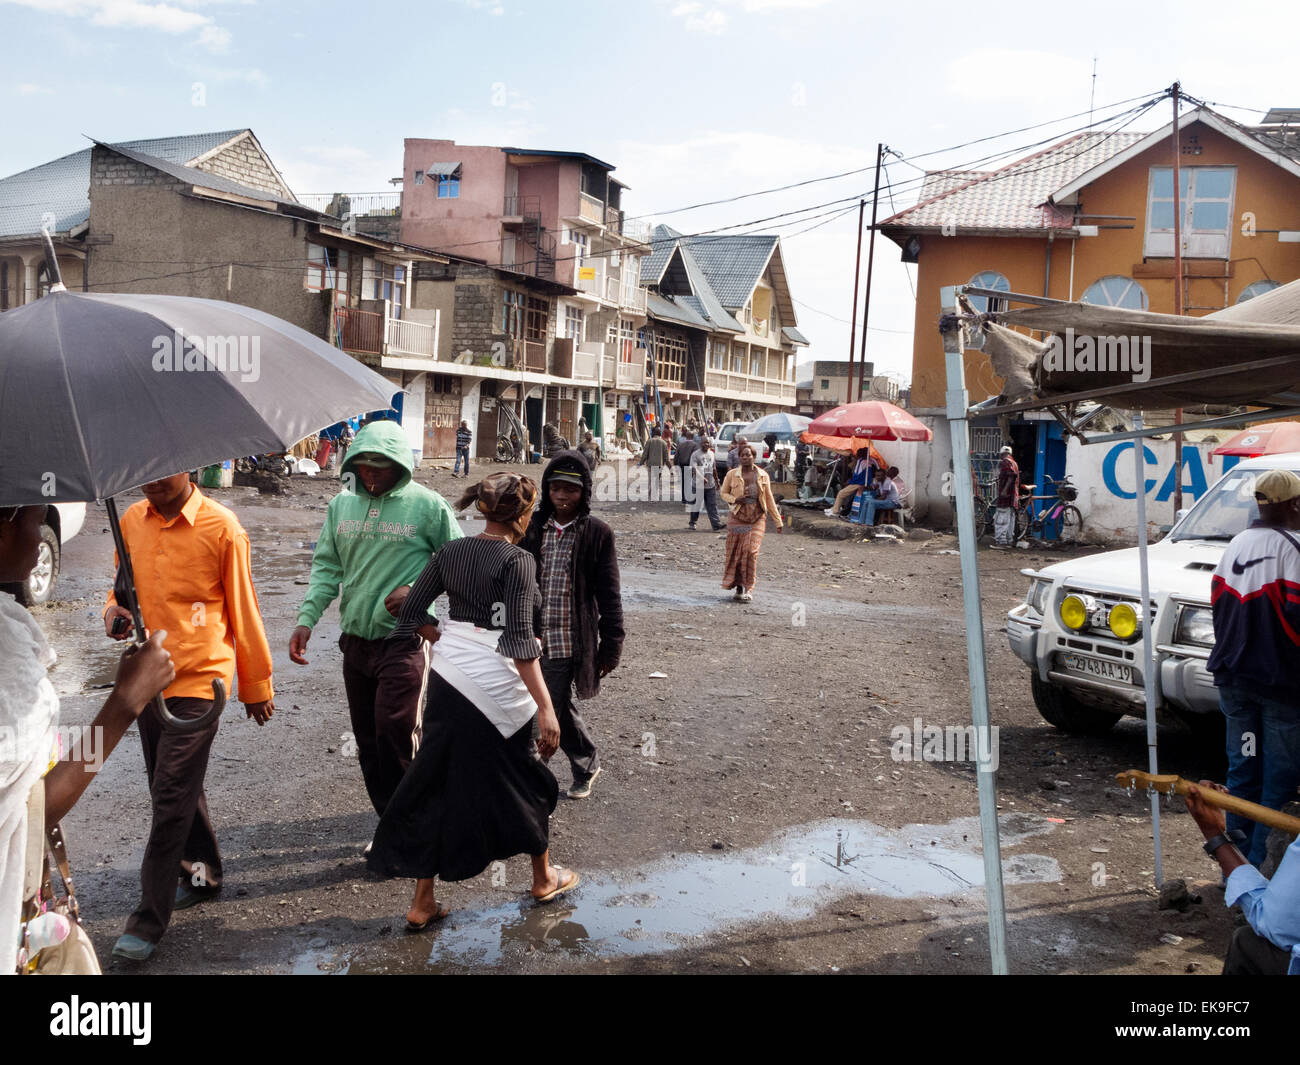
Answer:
[
  {"left": 1131, "top": 413, "right": 1165, "bottom": 885},
  {"left": 941, "top": 298, "right": 1009, "bottom": 975}
]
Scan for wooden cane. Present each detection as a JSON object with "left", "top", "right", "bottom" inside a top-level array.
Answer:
[{"left": 1117, "top": 770, "right": 1300, "bottom": 834}]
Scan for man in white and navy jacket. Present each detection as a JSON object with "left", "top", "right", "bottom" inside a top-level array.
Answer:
[{"left": 1207, "top": 468, "right": 1300, "bottom": 867}]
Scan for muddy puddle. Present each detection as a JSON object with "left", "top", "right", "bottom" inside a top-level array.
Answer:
[{"left": 294, "top": 812, "right": 1058, "bottom": 974}]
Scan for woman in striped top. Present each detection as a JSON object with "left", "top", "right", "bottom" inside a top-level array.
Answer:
[{"left": 366, "top": 473, "right": 579, "bottom": 930}]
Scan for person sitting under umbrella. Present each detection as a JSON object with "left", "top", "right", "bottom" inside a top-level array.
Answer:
[
  {"left": 856, "top": 466, "right": 903, "bottom": 527},
  {"left": 824, "top": 448, "right": 876, "bottom": 518}
]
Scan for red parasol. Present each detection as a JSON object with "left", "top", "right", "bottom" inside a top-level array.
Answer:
[
  {"left": 805, "top": 400, "right": 933, "bottom": 442},
  {"left": 1211, "top": 421, "right": 1300, "bottom": 457}
]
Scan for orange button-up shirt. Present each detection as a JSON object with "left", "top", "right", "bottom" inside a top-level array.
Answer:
[{"left": 105, "top": 486, "right": 274, "bottom": 704}]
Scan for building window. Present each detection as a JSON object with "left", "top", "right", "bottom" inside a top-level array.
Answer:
[
  {"left": 1145, "top": 166, "right": 1235, "bottom": 258},
  {"left": 732, "top": 343, "right": 745, "bottom": 374},
  {"left": 1081, "top": 275, "right": 1149, "bottom": 310},
  {"left": 652, "top": 332, "right": 688, "bottom": 386},
  {"left": 437, "top": 173, "right": 460, "bottom": 198},
  {"left": 524, "top": 296, "right": 549, "bottom": 341},
  {"left": 1238, "top": 280, "right": 1281, "bottom": 303},
  {"left": 502, "top": 290, "right": 524, "bottom": 334},
  {"left": 966, "top": 270, "right": 1010, "bottom": 314},
  {"left": 709, "top": 338, "right": 728, "bottom": 371},
  {"left": 414, "top": 170, "right": 424, "bottom": 186},
  {"left": 569, "top": 230, "right": 589, "bottom": 265},
  {"left": 750, "top": 349, "right": 764, "bottom": 377},
  {"left": 820, "top": 379, "right": 829, "bottom": 390},
  {"left": 564, "top": 305, "right": 584, "bottom": 342},
  {"left": 306, "top": 245, "right": 349, "bottom": 298},
  {"left": 372, "top": 261, "right": 406, "bottom": 318}
]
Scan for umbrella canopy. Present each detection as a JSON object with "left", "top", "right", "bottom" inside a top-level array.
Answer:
[
  {"left": 737, "top": 412, "right": 811, "bottom": 437},
  {"left": 798, "top": 431, "right": 886, "bottom": 468},
  {"left": 0, "top": 289, "right": 397, "bottom": 505},
  {"left": 1211, "top": 421, "right": 1300, "bottom": 457},
  {"left": 806, "top": 400, "right": 933, "bottom": 442}
]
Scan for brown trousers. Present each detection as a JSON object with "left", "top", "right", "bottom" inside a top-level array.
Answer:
[
  {"left": 340, "top": 633, "right": 431, "bottom": 816},
  {"left": 125, "top": 696, "right": 221, "bottom": 944}
]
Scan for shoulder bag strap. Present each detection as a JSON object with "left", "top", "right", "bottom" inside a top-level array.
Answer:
[{"left": 45, "top": 823, "right": 81, "bottom": 923}]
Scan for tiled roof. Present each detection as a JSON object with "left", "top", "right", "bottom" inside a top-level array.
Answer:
[
  {"left": 677, "top": 233, "right": 776, "bottom": 308},
  {"left": 0, "top": 131, "right": 247, "bottom": 238},
  {"left": 879, "top": 130, "right": 1147, "bottom": 232},
  {"left": 640, "top": 223, "right": 681, "bottom": 286},
  {"left": 782, "top": 325, "right": 809, "bottom": 345}
]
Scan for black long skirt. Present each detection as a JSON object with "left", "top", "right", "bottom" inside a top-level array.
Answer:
[{"left": 366, "top": 673, "right": 558, "bottom": 882}]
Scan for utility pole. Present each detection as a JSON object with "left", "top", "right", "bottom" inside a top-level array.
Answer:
[
  {"left": 859, "top": 143, "right": 884, "bottom": 401},
  {"left": 847, "top": 199, "right": 865, "bottom": 396},
  {"left": 1171, "top": 82, "right": 1185, "bottom": 514}
]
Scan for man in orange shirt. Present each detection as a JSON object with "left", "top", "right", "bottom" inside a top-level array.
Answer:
[{"left": 103, "top": 472, "right": 274, "bottom": 961}]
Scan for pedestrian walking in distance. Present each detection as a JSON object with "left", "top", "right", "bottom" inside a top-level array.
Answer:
[
  {"left": 992, "top": 444, "right": 1020, "bottom": 547},
  {"left": 454, "top": 420, "right": 473, "bottom": 477},
  {"left": 368, "top": 473, "right": 578, "bottom": 927},
  {"left": 1207, "top": 468, "right": 1300, "bottom": 867},
  {"left": 639, "top": 429, "right": 671, "bottom": 502},
  {"left": 290, "top": 421, "right": 461, "bottom": 832},
  {"left": 520, "top": 451, "right": 624, "bottom": 799},
  {"left": 103, "top": 472, "right": 275, "bottom": 962},
  {"left": 675, "top": 428, "right": 698, "bottom": 505},
  {"left": 689, "top": 438, "right": 726, "bottom": 531},
  {"left": 720, "top": 443, "right": 783, "bottom": 602}
]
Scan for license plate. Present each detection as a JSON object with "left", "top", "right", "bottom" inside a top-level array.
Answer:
[{"left": 1061, "top": 653, "right": 1132, "bottom": 683}]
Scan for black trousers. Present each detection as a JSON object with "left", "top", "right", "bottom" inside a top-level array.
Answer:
[
  {"left": 690, "top": 485, "right": 723, "bottom": 529},
  {"left": 340, "top": 633, "right": 430, "bottom": 816},
  {"left": 126, "top": 696, "right": 221, "bottom": 944},
  {"left": 1222, "top": 924, "right": 1292, "bottom": 975},
  {"left": 540, "top": 656, "right": 599, "bottom": 782}
]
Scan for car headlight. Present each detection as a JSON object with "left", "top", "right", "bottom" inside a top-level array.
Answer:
[
  {"left": 1175, "top": 605, "right": 1215, "bottom": 647},
  {"left": 1026, "top": 579, "right": 1051, "bottom": 616},
  {"left": 1108, "top": 602, "right": 1140, "bottom": 640},
  {"left": 1060, "top": 593, "right": 1094, "bottom": 631}
]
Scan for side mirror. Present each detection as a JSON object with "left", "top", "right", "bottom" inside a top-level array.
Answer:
[{"left": 1174, "top": 508, "right": 1189, "bottom": 524}]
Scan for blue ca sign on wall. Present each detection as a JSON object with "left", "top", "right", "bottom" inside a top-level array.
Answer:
[{"left": 1101, "top": 443, "right": 1209, "bottom": 502}]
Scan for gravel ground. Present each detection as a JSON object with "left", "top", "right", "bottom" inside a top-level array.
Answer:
[{"left": 40, "top": 457, "right": 1238, "bottom": 975}]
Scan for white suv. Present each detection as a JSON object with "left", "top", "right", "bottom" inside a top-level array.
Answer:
[
  {"left": 15, "top": 502, "right": 85, "bottom": 606},
  {"left": 1005, "top": 453, "right": 1295, "bottom": 741}
]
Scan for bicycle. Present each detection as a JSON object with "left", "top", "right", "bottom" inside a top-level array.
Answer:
[{"left": 1015, "top": 475, "right": 1083, "bottom": 545}]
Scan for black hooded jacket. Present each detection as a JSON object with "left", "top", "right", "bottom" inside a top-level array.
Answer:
[{"left": 520, "top": 449, "right": 624, "bottom": 698}]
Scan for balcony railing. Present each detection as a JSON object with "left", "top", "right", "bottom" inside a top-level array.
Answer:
[
  {"left": 573, "top": 342, "right": 646, "bottom": 388},
  {"left": 511, "top": 339, "right": 547, "bottom": 373},
  {"left": 337, "top": 305, "right": 438, "bottom": 359},
  {"left": 338, "top": 307, "right": 383, "bottom": 354},
  {"left": 387, "top": 317, "right": 437, "bottom": 357},
  {"left": 503, "top": 194, "right": 541, "bottom": 219},
  {"left": 579, "top": 191, "right": 604, "bottom": 224},
  {"left": 301, "top": 192, "right": 401, "bottom": 217},
  {"left": 573, "top": 260, "right": 646, "bottom": 312},
  {"left": 704, "top": 369, "right": 797, "bottom": 402}
]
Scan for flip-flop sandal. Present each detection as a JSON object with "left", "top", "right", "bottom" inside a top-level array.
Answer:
[
  {"left": 532, "top": 868, "right": 580, "bottom": 904},
  {"left": 404, "top": 903, "right": 451, "bottom": 934}
]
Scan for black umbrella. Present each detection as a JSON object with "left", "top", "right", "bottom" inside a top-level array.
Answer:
[{"left": 0, "top": 236, "right": 398, "bottom": 730}]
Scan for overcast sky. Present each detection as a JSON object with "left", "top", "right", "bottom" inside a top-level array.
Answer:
[{"left": 4, "top": 0, "right": 1298, "bottom": 385}]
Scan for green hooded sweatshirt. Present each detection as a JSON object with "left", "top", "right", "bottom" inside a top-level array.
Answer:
[{"left": 296, "top": 420, "right": 461, "bottom": 640}]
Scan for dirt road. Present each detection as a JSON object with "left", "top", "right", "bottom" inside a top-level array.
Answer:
[{"left": 43, "top": 459, "right": 1236, "bottom": 975}]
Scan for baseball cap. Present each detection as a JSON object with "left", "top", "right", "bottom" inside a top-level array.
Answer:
[
  {"left": 548, "top": 457, "right": 587, "bottom": 487},
  {"left": 999, "top": 445, "right": 1013, "bottom": 455},
  {"left": 1253, "top": 469, "right": 1300, "bottom": 504},
  {"left": 350, "top": 453, "right": 396, "bottom": 469}
]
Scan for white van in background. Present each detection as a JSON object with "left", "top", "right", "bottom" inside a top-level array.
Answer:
[{"left": 16, "top": 502, "right": 85, "bottom": 606}]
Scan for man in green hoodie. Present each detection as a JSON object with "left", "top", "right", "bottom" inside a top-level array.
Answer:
[{"left": 289, "top": 421, "right": 461, "bottom": 820}]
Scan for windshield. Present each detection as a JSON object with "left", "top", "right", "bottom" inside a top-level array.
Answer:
[
  {"left": 717, "top": 425, "right": 739, "bottom": 442},
  {"left": 1170, "top": 468, "right": 1272, "bottom": 541}
]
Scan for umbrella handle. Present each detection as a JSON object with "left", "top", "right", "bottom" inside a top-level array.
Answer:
[{"left": 149, "top": 678, "right": 226, "bottom": 733}]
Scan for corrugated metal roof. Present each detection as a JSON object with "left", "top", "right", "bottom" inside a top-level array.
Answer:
[
  {"left": 0, "top": 130, "right": 246, "bottom": 238},
  {"left": 782, "top": 325, "right": 809, "bottom": 345},
  {"left": 879, "top": 130, "right": 1147, "bottom": 233},
  {"left": 425, "top": 162, "right": 461, "bottom": 177},
  {"left": 646, "top": 290, "right": 711, "bottom": 330}
]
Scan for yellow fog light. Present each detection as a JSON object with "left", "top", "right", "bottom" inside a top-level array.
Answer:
[
  {"left": 1108, "top": 602, "right": 1139, "bottom": 640},
  {"left": 1060, "top": 594, "right": 1088, "bottom": 631}
]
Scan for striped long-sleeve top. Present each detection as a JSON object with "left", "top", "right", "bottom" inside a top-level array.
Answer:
[{"left": 390, "top": 537, "right": 541, "bottom": 660}]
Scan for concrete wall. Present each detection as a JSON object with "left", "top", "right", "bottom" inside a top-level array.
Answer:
[
  {"left": 907, "top": 119, "right": 1300, "bottom": 408},
  {"left": 401, "top": 139, "right": 507, "bottom": 260},
  {"left": 87, "top": 147, "right": 328, "bottom": 340}
]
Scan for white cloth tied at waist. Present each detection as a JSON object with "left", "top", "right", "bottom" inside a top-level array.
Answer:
[{"left": 431, "top": 620, "right": 539, "bottom": 738}]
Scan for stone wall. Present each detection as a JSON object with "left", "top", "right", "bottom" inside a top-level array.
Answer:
[{"left": 196, "top": 134, "right": 289, "bottom": 198}]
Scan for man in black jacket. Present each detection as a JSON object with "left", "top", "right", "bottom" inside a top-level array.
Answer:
[{"left": 520, "top": 451, "right": 625, "bottom": 799}]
